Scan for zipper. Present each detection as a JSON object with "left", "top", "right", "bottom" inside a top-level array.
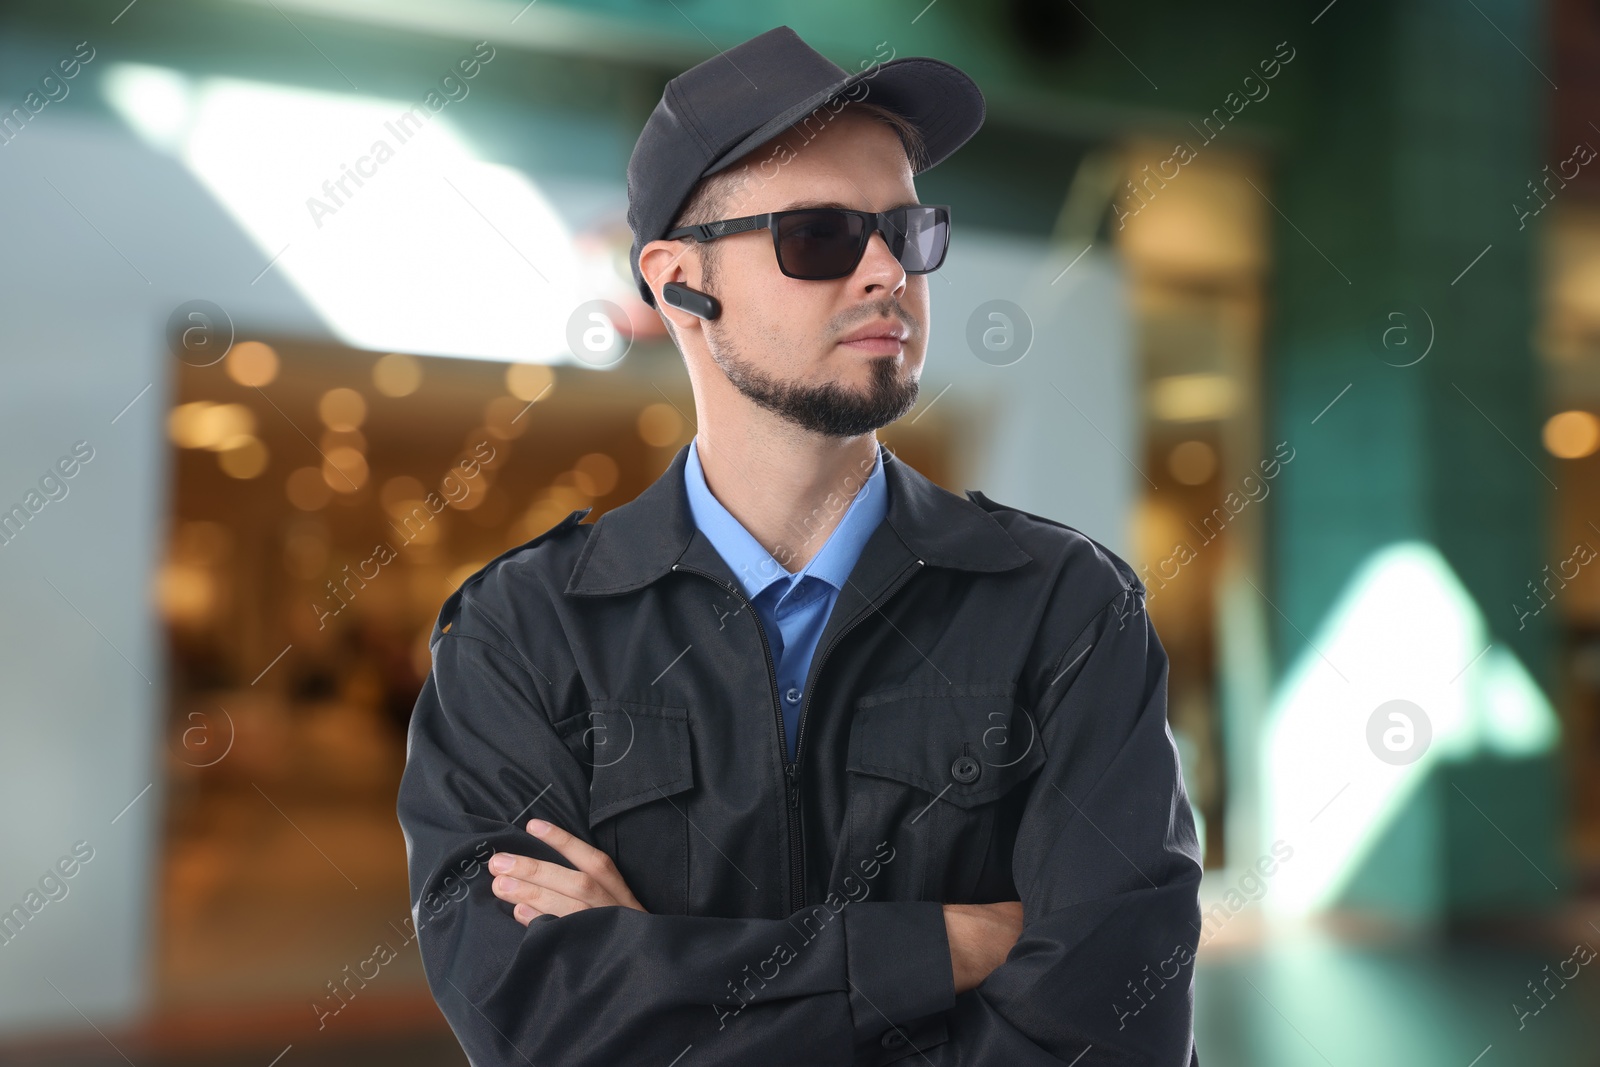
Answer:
[
  {"left": 789, "top": 557, "right": 924, "bottom": 911},
  {"left": 673, "top": 557, "right": 925, "bottom": 915},
  {"left": 671, "top": 562, "right": 791, "bottom": 909}
]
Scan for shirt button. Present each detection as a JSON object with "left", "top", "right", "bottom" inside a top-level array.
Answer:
[
  {"left": 785, "top": 687, "right": 801, "bottom": 704},
  {"left": 951, "top": 755, "right": 981, "bottom": 784}
]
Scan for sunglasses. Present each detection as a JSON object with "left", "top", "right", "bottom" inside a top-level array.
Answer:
[{"left": 663, "top": 204, "right": 951, "bottom": 281}]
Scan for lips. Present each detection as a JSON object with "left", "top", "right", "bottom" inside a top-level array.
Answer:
[
  {"left": 838, "top": 321, "right": 909, "bottom": 353},
  {"left": 839, "top": 321, "right": 909, "bottom": 345}
]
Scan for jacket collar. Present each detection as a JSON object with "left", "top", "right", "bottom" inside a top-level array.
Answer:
[{"left": 564, "top": 440, "right": 1031, "bottom": 597}]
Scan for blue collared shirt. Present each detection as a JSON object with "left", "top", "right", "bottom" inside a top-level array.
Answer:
[{"left": 683, "top": 435, "right": 888, "bottom": 764}]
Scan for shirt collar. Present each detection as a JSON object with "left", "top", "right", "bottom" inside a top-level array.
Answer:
[
  {"left": 565, "top": 439, "right": 1031, "bottom": 598},
  {"left": 683, "top": 435, "right": 888, "bottom": 601}
]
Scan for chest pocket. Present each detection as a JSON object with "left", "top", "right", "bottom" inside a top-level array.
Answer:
[
  {"left": 843, "top": 682, "right": 1045, "bottom": 904},
  {"left": 558, "top": 700, "right": 694, "bottom": 915}
]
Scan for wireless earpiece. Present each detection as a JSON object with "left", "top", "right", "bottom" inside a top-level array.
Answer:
[{"left": 661, "top": 282, "right": 722, "bottom": 321}]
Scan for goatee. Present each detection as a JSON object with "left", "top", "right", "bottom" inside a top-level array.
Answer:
[{"left": 708, "top": 332, "right": 919, "bottom": 437}]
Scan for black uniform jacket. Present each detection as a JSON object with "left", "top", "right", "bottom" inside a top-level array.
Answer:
[{"left": 396, "top": 441, "right": 1204, "bottom": 1066}]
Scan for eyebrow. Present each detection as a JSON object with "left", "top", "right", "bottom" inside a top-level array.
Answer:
[{"left": 777, "top": 198, "right": 922, "bottom": 212}]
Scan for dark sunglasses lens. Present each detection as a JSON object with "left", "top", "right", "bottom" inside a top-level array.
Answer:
[
  {"left": 776, "top": 210, "right": 868, "bottom": 278},
  {"left": 896, "top": 206, "right": 949, "bottom": 273},
  {"left": 774, "top": 207, "right": 950, "bottom": 277}
]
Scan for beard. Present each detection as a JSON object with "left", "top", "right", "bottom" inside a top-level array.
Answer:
[{"left": 705, "top": 324, "right": 920, "bottom": 437}]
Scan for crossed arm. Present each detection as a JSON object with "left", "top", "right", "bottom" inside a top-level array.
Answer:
[{"left": 485, "top": 816, "right": 1026, "bottom": 995}]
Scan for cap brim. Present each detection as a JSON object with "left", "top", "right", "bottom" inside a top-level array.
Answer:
[{"left": 701, "top": 56, "right": 985, "bottom": 179}]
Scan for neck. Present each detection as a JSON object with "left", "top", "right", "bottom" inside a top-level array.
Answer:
[{"left": 693, "top": 425, "right": 879, "bottom": 574}]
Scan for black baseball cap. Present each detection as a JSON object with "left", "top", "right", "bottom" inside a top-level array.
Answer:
[{"left": 626, "top": 25, "right": 986, "bottom": 308}]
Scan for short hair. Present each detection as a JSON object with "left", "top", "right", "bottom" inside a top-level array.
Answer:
[{"left": 656, "top": 100, "right": 928, "bottom": 343}]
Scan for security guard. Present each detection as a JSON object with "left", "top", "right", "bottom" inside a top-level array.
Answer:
[{"left": 397, "top": 24, "right": 1203, "bottom": 1067}]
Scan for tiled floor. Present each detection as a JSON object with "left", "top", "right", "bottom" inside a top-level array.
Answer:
[
  {"left": 0, "top": 1023, "right": 468, "bottom": 1067},
  {"left": 9, "top": 923, "right": 1600, "bottom": 1065},
  {"left": 1195, "top": 917, "right": 1600, "bottom": 1066}
]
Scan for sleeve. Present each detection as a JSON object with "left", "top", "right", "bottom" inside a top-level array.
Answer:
[
  {"left": 918, "top": 584, "right": 1204, "bottom": 1066},
  {"left": 395, "top": 608, "right": 956, "bottom": 1067}
]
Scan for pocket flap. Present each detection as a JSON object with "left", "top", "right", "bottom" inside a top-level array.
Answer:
[
  {"left": 563, "top": 701, "right": 694, "bottom": 828},
  {"left": 847, "top": 682, "right": 1045, "bottom": 808}
]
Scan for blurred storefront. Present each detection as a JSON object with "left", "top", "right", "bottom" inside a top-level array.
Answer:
[{"left": 151, "top": 334, "right": 958, "bottom": 1015}]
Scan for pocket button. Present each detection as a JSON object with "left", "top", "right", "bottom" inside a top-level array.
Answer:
[
  {"left": 880, "top": 1029, "right": 908, "bottom": 1049},
  {"left": 950, "top": 755, "right": 980, "bottom": 784}
]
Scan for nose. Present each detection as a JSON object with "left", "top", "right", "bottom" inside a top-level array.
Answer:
[{"left": 855, "top": 228, "right": 907, "bottom": 296}]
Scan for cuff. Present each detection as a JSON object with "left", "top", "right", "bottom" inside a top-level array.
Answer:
[{"left": 843, "top": 900, "right": 957, "bottom": 1046}]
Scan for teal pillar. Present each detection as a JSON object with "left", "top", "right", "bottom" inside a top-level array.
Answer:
[{"left": 1264, "top": 0, "right": 1563, "bottom": 919}]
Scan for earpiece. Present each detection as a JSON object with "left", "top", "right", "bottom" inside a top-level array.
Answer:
[{"left": 661, "top": 282, "right": 722, "bottom": 321}]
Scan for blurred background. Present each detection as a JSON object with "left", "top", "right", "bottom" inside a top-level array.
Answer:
[{"left": 1, "top": 0, "right": 1597, "bottom": 1063}]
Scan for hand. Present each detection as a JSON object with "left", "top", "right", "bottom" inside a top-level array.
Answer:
[
  {"left": 942, "top": 901, "right": 1024, "bottom": 994},
  {"left": 489, "top": 818, "right": 648, "bottom": 925}
]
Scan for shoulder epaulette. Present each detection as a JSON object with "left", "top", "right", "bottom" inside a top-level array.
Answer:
[{"left": 430, "top": 508, "right": 592, "bottom": 646}]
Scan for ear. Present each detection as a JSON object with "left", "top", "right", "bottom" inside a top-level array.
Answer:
[{"left": 640, "top": 240, "right": 705, "bottom": 335}]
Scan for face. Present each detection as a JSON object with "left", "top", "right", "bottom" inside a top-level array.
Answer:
[{"left": 641, "top": 108, "right": 928, "bottom": 438}]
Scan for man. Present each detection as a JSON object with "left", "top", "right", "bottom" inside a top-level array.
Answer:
[{"left": 397, "top": 24, "right": 1203, "bottom": 1066}]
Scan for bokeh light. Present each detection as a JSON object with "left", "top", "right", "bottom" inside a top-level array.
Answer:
[
  {"left": 322, "top": 446, "right": 368, "bottom": 491},
  {"left": 216, "top": 434, "right": 269, "bottom": 478},
  {"left": 637, "top": 402, "right": 684, "bottom": 447},
  {"left": 286, "top": 465, "right": 332, "bottom": 510},
  {"left": 169, "top": 401, "right": 256, "bottom": 449},
  {"left": 1544, "top": 409, "right": 1600, "bottom": 459},
  {"left": 372, "top": 352, "right": 423, "bottom": 396},
  {"left": 225, "top": 340, "right": 279, "bottom": 387},
  {"left": 1168, "top": 439, "right": 1217, "bottom": 485},
  {"left": 319, "top": 387, "right": 367, "bottom": 431},
  {"left": 506, "top": 362, "right": 555, "bottom": 402}
]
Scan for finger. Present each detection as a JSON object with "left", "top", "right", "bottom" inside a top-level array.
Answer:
[
  {"left": 526, "top": 819, "right": 643, "bottom": 909},
  {"left": 483, "top": 870, "right": 592, "bottom": 921},
  {"left": 490, "top": 854, "right": 613, "bottom": 908},
  {"left": 493, "top": 877, "right": 588, "bottom": 922},
  {"left": 525, "top": 819, "right": 608, "bottom": 875}
]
